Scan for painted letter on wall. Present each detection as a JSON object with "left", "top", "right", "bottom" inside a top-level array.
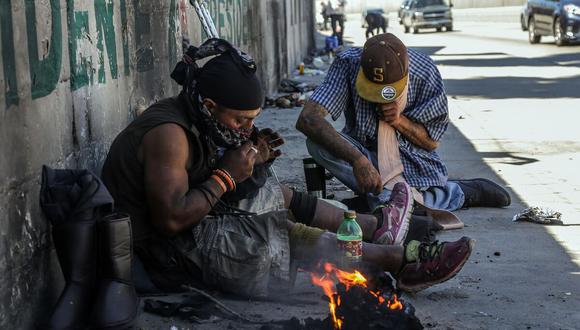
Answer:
[
  {"left": 1, "top": 0, "right": 19, "bottom": 107},
  {"left": 25, "top": 0, "right": 63, "bottom": 99},
  {"left": 95, "top": 0, "right": 119, "bottom": 83}
]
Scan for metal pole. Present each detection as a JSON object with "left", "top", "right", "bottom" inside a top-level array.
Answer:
[{"left": 189, "top": 0, "right": 219, "bottom": 39}]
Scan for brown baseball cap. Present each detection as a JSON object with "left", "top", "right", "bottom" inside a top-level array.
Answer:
[{"left": 355, "top": 33, "right": 409, "bottom": 103}]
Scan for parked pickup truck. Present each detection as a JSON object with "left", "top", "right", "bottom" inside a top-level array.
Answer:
[{"left": 400, "top": 0, "right": 453, "bottom": 34}]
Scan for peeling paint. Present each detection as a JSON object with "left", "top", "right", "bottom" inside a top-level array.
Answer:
[{"left": 207, "top": 0, "right": 251, "bottom": 46}]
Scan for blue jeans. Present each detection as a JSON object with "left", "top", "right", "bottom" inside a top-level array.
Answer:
[{"left": 306, "top": 132, "right": 465, "bottom": 211}]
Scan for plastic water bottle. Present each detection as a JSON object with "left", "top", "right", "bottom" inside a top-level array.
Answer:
[{"left": 337, "top": 210, "right": 363, "bottom": 268}]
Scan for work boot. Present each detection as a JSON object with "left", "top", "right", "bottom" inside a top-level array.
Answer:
[
  {"left": 45, "top": 212, "right": 97, "bottom": 329},
  {"left": 397, "top": 237, "right": 475, "bottom": 293},
  {"left": 89, "top": 213, "right": 138, "bottom": 329},
  {"left": 372, "top": 182, "right": 414, "bottom": 245},
  {"left": 456, "top": 178, "right": 511, "bottom": 208}
]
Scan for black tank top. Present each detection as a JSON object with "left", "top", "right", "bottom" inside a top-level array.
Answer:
[{"left": 102, "top": 93, "right": 217, "bottom": 242}]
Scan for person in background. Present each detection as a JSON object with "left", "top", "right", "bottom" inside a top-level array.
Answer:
[
  {"left": 329, "top": 0, "right": 346, "bottom": 45},
  {"left": 320, "top": 1, "right": 331, "bottom": 31},
  {"left": 364, "top": 10, "right": 388, "bottom": 39}
]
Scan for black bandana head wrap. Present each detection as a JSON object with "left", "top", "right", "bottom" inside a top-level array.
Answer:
[
  {"left": 171, "top": 39, "right": 263, "bottom": 148},
  {"left": 197, "top": 53, "right": 264, "bottom": 110}
]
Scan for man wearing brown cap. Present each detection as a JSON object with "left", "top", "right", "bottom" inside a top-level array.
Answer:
[{"left": 297, "top": 33, "right": 510, "bottom": 235}]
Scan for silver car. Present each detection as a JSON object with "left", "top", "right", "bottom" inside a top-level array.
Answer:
[{"left": 401, "top": 0, "right": 453, "bottom": 34}]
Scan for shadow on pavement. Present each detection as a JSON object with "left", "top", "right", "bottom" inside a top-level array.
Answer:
[
  {"left": 431, "top": 51, "right": 580, "bottom": 98},
  {"left": 476, "top": 151, "right": 538, "bottom": 166},
  {"left": 421, "top": 118, "right": 580, "bottom": 328},
  {"left": 436, "top": 52, "right": 580, "bottom": 68},
  {"left": 444, "top": 74, "right": 580, "bottom": 99},
  {"left": 409, "top": 46, "right": 445, "bottom": 57}
]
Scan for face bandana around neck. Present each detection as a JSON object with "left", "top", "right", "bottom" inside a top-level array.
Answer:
[{"left": 199, "top": 103, "right": 254, "bottom": 149}]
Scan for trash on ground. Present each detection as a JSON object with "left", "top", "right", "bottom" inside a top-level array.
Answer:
[
  {"left": 279, "top": 79, "right": 318, "bottom": 93},
  {"left": 294, "top": 68, "right": 325, "bottom": 76},
  {"left": 268, "top": 92, "right": 311, "bottom": 109},
  {"left": 512, "top": 206, "right": 563, "bottom": 225},
  {"left": 312, "top": 57, "right": 325, "bottom": 69}
]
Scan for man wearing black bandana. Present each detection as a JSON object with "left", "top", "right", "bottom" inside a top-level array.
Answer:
[{"left": 102, "top": 39, "right": 474, "bottom": 296}]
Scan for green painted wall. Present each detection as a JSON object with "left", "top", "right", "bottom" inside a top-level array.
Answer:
[{"left": 0, "top": 1, "right": 314, "bottom": 328}]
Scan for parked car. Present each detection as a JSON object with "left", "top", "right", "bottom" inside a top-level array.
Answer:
[
  {"left": 400, "top": 0, "right": 453, "bottom": 34},
  {"left": 526, "top": 0, "right": 580, "bottom": 46},
  {"left": 398, "top": 0, "right": 413, "bottom": 24},
  {"left": 521, "top": 2, "right": 530, "bottom": 30}
]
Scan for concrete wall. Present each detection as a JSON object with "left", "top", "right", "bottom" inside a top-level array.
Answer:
[{"left": 0, "top": 0, "right": 314, "bottom": 328}]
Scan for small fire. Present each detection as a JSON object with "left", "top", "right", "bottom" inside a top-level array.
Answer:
[
  {"left": 310, "top": 263, "right": 404, "bottom": 329},
  {"left": 311, "top": 268, "right": 342, "bottom": 328}
]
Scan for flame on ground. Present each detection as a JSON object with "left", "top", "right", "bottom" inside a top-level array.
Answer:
[{"left": 310, "top": 263, "right": 404, "bottom": 329}]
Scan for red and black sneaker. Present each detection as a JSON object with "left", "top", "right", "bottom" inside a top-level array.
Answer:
[{"left": 397, "top": 236, "right": 475, "bottom": 292}]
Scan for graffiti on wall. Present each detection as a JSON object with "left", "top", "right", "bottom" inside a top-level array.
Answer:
[
  {"left": 206, "top": 0, "right": 250, "bottom": 46},
  {"left": 0, "top": 0, "right": 198, "bottom": 108}
]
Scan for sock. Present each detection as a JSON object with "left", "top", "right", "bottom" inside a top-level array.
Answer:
[
  {"left": 289, "top": 223, "right": 325, "bottom": 262},
  {"left": 373, "top": 205, "right": 386, "bottom": 231},
  {"left": 288, "top": 191, "right": 318, "bottom": 226},
  {"left": 375, "top": 213, "right": 384, "bottom": 231},
  {"left": 405, "top": 240, "right": 421, "bottom": 263}
]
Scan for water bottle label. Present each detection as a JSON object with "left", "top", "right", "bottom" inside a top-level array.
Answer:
[{"left": 338, "top": 239, "right": 362, "bottom": 261}]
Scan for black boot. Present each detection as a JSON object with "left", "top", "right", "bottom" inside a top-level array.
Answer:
[
  {"left": 456, "top": 178, "right": 511, "bottom": 208},
  {"left": 89, "top": 213, "right": 139, "bottom": 329},
  {"left": 45, "top": 214, "right": 97, "bottom": 329}
]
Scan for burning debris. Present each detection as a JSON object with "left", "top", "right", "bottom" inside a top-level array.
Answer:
[
  {"left": 306, "top": 263, "right": 423, "bottom": 330},
  {"left": 144, "top": 263, "right": 423, "bottom": 330},
  {"left": 263, "top": 263, "right": 422, "bottom": 329}
]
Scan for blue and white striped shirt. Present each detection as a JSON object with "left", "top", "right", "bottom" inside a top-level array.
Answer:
[{"left": 310, "top": 47, "right": 449, "bottom": 188}]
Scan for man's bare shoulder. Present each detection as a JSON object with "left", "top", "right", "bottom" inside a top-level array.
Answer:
[{"left": 141, "top": 123, "right": 189, "bottom": 164}]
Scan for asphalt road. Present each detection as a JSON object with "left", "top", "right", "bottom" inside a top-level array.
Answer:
[{"left": 140, "top": 11, "right": 580, "bottom": 330}]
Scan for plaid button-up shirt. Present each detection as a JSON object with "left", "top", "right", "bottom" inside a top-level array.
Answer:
[{"left": 309, "top": 48, "right": 449, "bottom": 188}]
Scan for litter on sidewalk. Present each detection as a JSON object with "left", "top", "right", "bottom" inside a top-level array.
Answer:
[
  {"left": 279, "top": 79, "right": 318, "bottom": 93},
  {"left": 512, "top": 206, "right": 564, "bottom": 225},
  {"left": 266, "top": 92, "right": 313, "bottom": 109}
]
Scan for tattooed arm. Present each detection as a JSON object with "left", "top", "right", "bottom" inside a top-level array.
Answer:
[
  {"left": 296, "top": 100, "right": 382, "bottom": 194},
  {"left": 392, "top": 115, "right": 439, "bottom": 152},
  {"left": 296, "top": 100, "right": 363, "bottom": 164}
]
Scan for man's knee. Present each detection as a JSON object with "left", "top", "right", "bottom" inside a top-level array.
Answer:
[{"left": 306, "top": 138, "right": 324, "bottom": 160}]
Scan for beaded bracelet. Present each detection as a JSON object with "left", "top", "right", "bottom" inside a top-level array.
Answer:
[
  {"left": 213, "top": 168, "right": 236, "bottom": 192},
  {"left": 210, "top": 174, "right": 228, "bottom": 193}
]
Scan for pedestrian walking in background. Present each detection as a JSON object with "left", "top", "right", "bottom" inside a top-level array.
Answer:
[
  {"left": 329, "top": 0, "right": 346, "bottom": 46},
  {"left": 320, "top": 1, "right": 331, "bottom": 31}
]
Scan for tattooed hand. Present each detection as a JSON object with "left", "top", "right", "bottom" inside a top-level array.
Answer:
[{"left": 353, "top": 156, "right": 382, "bottom": 194}]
